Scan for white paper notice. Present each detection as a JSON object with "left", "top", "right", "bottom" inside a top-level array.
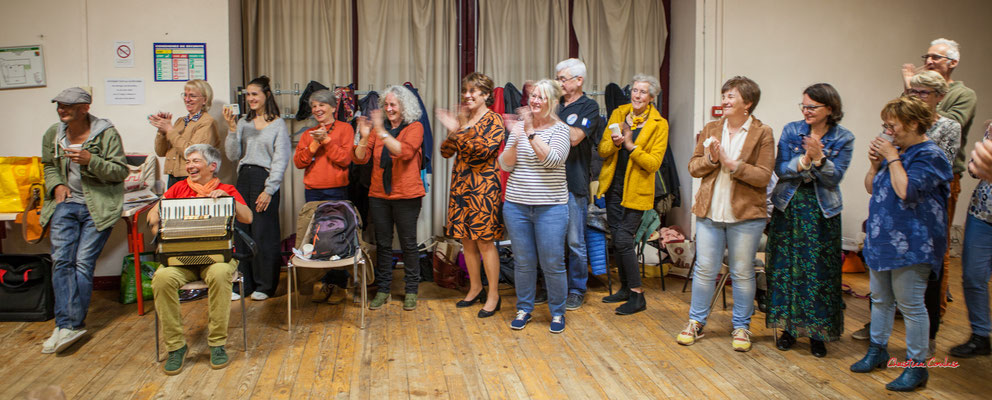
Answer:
[
  {"left": 114, "top": 40, "right": 134, "bottom": 68},
  {"left": 105, "top": 79, "right": 145, "bottom": 105}
]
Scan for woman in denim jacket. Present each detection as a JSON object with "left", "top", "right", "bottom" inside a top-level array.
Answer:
[{"left": 766, "top": 83, "right": 854, "bottom": 358}]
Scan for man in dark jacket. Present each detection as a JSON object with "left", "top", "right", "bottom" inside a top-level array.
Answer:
[{"left": 556, "top": 58, "right": 602, "bottom": 310}]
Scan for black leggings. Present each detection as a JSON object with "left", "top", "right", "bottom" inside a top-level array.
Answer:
[
  {"left": 369, "top": 197, "right": 422, "bottom": 294},
  {"left": 606, "top": 184, "right": 644, "bottom": 290},
  {"left": 235, "top": 165, "right": 282, "bottom": 295}
]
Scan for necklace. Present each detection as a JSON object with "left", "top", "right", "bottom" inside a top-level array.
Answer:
[{"left": 631, "top": 105, "right": 650, "bottom": 127}]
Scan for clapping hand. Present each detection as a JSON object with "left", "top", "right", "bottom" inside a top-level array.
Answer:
[
  {"left": 970, "top": 137, "right": 992, "bottom": 181},
  {"left": 803, "top": 136, "right": 824, "bottom": 164},
  {"left": 516, "top": 106, "right": 533, "bottom": 132},
  {"left": 356, "top": 116, "right": 372, "bottom": 139},
  {"left": 435, "top": 107, "right": 462, "bottom": 138},
  {"left": 148, "top": 112, "right": 173, "bottom": 133}
]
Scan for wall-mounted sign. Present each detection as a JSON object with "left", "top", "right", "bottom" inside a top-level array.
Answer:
[
  {"left": 153, "top": 43, "right": 206, "bottom": 82},
  {"left": 115, "top": 40, "right": 135, "bottom": 68},
  {"left": 0, "top": 45, "right": 46, "bottom": 89},
  {"left": 105, "top": 79, "right": 145, "bottom": 105}
]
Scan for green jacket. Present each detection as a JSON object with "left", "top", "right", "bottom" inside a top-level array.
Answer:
[
  {"left": 938, "top": 80, "right": 977, "bottom": 174},
  {"left": 41, "top": 115, "right": 128, "bottom": 231}
]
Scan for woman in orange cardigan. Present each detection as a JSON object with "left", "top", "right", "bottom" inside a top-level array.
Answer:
[
  {"left": 294, "top": 89, "right": 355, "bottom": 202},
  {"left": 596, "top": 74, "right": 669, "bottom": 315},
  {"left": 677, "top": 76, "right": 775, "bottom": 352}
]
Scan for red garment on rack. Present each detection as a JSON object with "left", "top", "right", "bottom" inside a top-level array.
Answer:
[{"left": 489, "top": 87, "right": 505, "bottom": 114}]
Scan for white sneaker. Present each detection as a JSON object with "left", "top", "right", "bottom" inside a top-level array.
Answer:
[
  {"left": 41, "top": 327, "right": 61, "bottom": 354},
  {"left": 54, "top": 328, "right": 87, "bottom": 353},
  {"left": 231, "top": 291, "right": 242, "bottom": 301},
  {"left": 250, "top": 291, "right": 269, "bottom": 301}
]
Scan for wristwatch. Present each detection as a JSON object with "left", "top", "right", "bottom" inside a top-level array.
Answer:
[{"left": 527, "top": 132, "right": 537, "bottom": 141}]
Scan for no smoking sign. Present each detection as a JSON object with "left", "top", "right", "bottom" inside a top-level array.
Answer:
[{"left": 114, "top": 40, "right": 134, "bottom": 68}]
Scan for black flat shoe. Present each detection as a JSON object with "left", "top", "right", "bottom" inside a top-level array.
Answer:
[
  {"left": 776, "top": 331, "right": 796, "bottom": 351},
  {"left": 811, "top": 339, "right": 827, "bottom": 358},
  {"left": 456, "top": 290, "right": 486, "bottom": 308},
  {"left": 478, "top": 297, "right": 501, "bottom": 318}
]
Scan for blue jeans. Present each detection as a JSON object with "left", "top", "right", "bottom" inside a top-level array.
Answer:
[
  {"left": 869, "top": 263, "right": 930, "bottom": 361},
  {"left": 689, "top": 217, "right": 765, "bottom": 329},
  {"left": 504, "top": 201, "right": 568, "bottom": 316},
  {"left": 566, "top": 192, "right": 588, "bottom": 295},
  {"left": 50, "top": 202, "right": 113, "bottom": 329},
  {"left": 305, "top": 186, "right": 348, "bottom": 202},
  {"left": 962, "top": 214, "right": 992, "bottom": 336}
]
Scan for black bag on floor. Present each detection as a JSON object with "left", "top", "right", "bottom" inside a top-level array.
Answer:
[{"left": 0, "top": 254, "right": 54, "bottom": 322}]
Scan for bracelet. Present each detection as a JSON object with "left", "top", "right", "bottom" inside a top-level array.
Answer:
[
  {"left": 887, "top": 158, "right": 902, "bottom": 165},
  {"left": 799, "top": 156, "right": 811, "bottom": 170},
  {"left": 814, "top": 156, "right": 826, "bottom": 167}
]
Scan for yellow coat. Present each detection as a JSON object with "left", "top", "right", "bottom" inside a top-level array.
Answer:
[{"left": 596, "top": 104, "right": 669, "bottom": 211}]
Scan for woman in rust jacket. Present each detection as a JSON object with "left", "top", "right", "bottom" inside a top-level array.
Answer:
[{"left": 676, "top": 76, "right": 775, "bottom": 352}]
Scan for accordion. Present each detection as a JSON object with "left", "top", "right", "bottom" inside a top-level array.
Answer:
[{"left": 156, "top": 197, "right": 236, "bottom": 266}]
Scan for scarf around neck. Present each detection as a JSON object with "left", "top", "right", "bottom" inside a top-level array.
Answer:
[
  {"left": 186, "top": 177, "right": 221, "bottom": 197},
  {"left": 379, "top": 120, "right": 408, "bottom": 195}
]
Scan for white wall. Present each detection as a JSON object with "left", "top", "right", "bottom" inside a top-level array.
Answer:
[
  {"left": 697, "top": 0, "right": 992, "bottom": 241},
  {"left": 0, "top": 0, "right": 239, "bottom": 276}
]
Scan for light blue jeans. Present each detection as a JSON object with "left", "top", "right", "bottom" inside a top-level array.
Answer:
[
  {"left": 689, "top": 217, "right": 766, "bottom": 329},
  {"left": 869, "top": 263, "right": 930, "bottom": 361},
  {"left": 504, "top": 201, "right": 568, "bottom": 316},
  {"left": 50, "top": 202, "right": 113, "bottom": 330},
  {"left": 962, "top": 214, "right": 992, "bottom": 336},
  {"left": 566, "top": 192, "right": 589, "bottom": 295}
]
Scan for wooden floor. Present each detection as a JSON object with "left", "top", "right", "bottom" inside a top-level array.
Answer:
[{"left": 2, "top": 258, "right": 991, "bottom": 399}]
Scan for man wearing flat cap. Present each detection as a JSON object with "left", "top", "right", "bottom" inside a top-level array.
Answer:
[{"left": 39, "top": 87, "right": 128, "bottom": 354}]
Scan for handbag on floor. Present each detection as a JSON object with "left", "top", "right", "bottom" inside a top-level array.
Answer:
[{"left": 0, "top": 254, "right": 54, "bottom": 322}]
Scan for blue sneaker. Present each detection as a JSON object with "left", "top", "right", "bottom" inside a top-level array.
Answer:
[
  {"left": 549, "top": 315, "right": 566, "bottom": 334},
  {"left": 510, "top": 310, "right": 532, "bottom": 330}
]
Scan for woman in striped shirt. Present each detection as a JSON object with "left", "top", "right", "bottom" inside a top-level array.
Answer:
[{"left": 498, "top": 79, "right": 572, "bottom": 334}]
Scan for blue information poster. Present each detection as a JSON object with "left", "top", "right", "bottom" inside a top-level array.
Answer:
[{"left": 153, "top": 43, "right": 206, "bottom": 82}]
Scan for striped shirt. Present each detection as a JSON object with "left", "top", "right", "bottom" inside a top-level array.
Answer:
[{"left": 499, "top": 120, "right": 571, "bottom": 205}]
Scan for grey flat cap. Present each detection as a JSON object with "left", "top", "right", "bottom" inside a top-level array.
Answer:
[{"left": 51, "top": 87, "right": 92, "bottom": 104}]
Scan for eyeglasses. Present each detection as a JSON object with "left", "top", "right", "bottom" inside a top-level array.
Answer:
[
  {"left": 799, "top": 104, "right": 826, "bottom": 112},
  {"left": 556, "top": 75, "right": 578, "bottom": 83},
  {"left": 181, "top": 92, "right": 202, "bottom": 99},
  {"left": 881, "top": 123, "right": 896, "bottom": 132},
  {"left": 921, "top": 53, "right": 955, "bottom": 62},
  {"left": 907, "top": 88, "right": 935, "bottom": 98}
]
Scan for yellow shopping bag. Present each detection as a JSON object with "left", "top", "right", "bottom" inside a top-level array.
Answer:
[{"left": 0, "top": 157, "right": 44, "bottom": 213}]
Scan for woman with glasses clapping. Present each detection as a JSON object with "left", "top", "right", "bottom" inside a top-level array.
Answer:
[{"left": 149, "top": 79, "right": 221, "bottom": 188}]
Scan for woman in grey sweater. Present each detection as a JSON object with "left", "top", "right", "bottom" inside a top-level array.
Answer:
[{"left": 223, "top": 75, "right": 292, "bottom": 301}]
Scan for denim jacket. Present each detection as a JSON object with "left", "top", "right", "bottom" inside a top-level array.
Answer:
[{"left": 771, "top": 121, "right": 854, "bottom": 218}]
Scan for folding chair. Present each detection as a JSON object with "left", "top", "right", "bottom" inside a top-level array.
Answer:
[{"left": 286, "top": 200, "right": 372, "bottom": 332}]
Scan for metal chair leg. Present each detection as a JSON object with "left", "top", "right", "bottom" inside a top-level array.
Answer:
[
  {"left": 707, "top": 272, "right": 730, "bottom": 314},
  {"left": 360, "top": 261, "right": 367, "bottom": 329},
  {"left": 682, "top": 260, "right": 695, "bottom": 292},
  {"left": 154, "top": 311, "right": 160, "bottom": 362},
  {"left": 240, "top": 280, "right": 247, "bottom": 352},
  {"left": 658, "top": 245, "right": 666, "bottom": 291},
  {"left": 286, "top": 266, "right": 293, "bottom": 335}
]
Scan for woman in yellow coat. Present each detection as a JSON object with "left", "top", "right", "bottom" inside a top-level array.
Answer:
[{"left": 596, "top": 74, "right": 669, "bottom": 315}]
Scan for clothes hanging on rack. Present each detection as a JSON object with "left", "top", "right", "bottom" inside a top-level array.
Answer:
[
  {"left": 504, "top": 83, "right": 522, "bottom": 111},
  {"left": 604, "top": 83, "right": 629, "bottom": 117},
  {"left": 490, "top": 87, "right": 506, "bottom": 114},
  {"left": 295, "top": 81, "right": 330, "bottom": 120},
  {"left": 655, "top": 146, "right": 682, "bottom": 212},
  {"left": 402, "top": 82, "right": 434, "bottom": 176},
  {"left": 358, "top": 90, "right": 380, "bottom": 115},
  {"left": 334, "top": 85, "right": 358, "bottom": 122}
]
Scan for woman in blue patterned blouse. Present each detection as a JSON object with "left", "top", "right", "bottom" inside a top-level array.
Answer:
[{"left": 850, "top": 96, "right": 952, "bottom": 392}]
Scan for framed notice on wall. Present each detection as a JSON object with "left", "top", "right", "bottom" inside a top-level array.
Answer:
[
  {"left": 153, "top": 43, "right": 206, "bottom": 82},
  {"left": 0, "top": 45, "right": 46, "bottom": 89}
]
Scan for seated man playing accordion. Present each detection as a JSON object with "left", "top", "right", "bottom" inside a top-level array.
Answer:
[{"left": 146, "top": 144, "right": 253, "bottom": 375}]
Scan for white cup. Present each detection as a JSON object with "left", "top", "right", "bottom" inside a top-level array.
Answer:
[
  {"left": 608, "top": 123, "right": 621, "bottom": 138},
  {"left": 301, "top": 243, "right": 314, "bottom": 258}
]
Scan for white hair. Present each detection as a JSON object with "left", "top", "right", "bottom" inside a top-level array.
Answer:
[
  {"left": 555, "top": 58, "right": 586, "bottom": 79},
  {"left": 379, "top": 85, "right": 423, "bottom": 124},
  {"left": 631, "top": 74, "right": 661, "bottom": 97},
  {"left": 931, "top": 38, "right": 960, "bottom": 61},
  {"left": 184, "top": 143, "right": 222, "bottom": 170}
]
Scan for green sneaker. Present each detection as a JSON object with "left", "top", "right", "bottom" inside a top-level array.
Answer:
[
  {"left": 210, "top": 346, "right": 230, "bottom": 369},
  {"left": 369, "top": 292, "right": 390, "bottom": 310},
  {"left": 403, "top": 293, "right": 417, "bottom": 311},
  {"left": 163, "top": 345, "right": 188, "bottom": 375}
]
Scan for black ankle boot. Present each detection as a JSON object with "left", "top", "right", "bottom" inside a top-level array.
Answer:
[
  {"left": 810, "top": 339, "right": 827, "bottom": 358},
  {"left": 602, "top": 287, "right": 631, "bottom": 303},
  {"left": 615, "top": 291, "right": 646, "bottom": 315},
  {"left": 950, "top": 333, "right": 992, "bottom": 358}
]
